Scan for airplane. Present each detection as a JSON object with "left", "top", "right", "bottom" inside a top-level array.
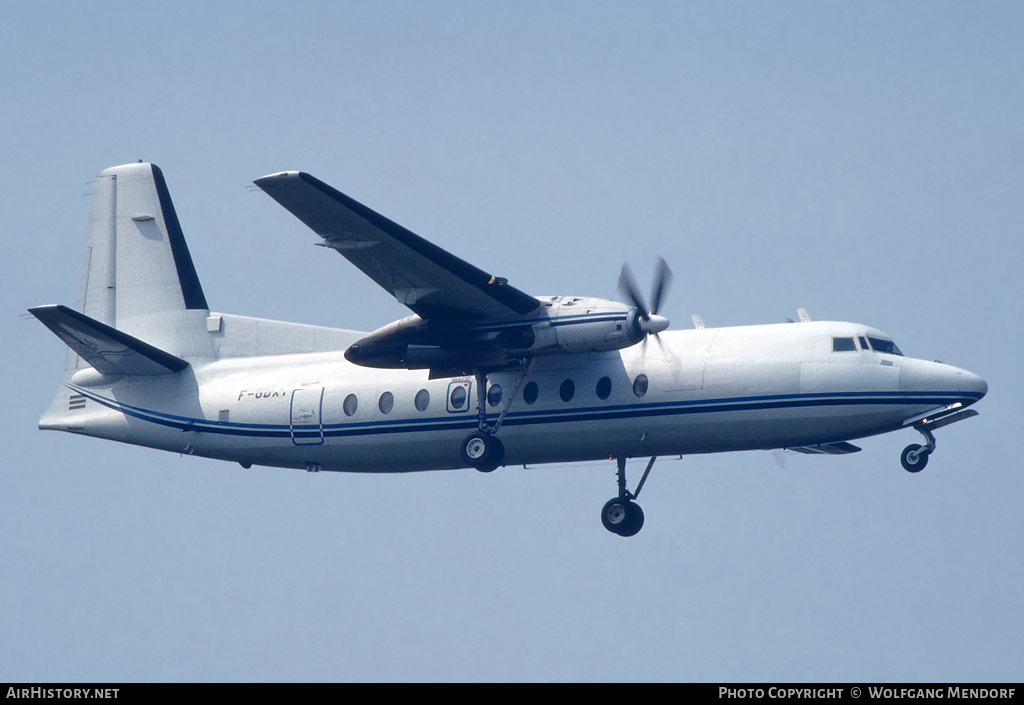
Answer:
[{"left": 30, "top": 162, "right": 988, "bottom": 536}]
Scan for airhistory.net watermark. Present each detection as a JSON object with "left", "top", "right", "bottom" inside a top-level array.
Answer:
[{"left": 6, "top": 689, "right": 118, "bottom": 700}]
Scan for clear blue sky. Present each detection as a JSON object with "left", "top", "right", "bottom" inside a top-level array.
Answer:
[{"left": 3, "top": 0, "right": 1022, "bottom": 681}]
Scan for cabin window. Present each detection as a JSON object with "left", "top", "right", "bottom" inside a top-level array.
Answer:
[
  {"left": 487, "top": 384, "right": 503, "bottom": 407},
  {"left": 523, "top": 381, "right": 539, "bottom": 404},
  {"left": 378, "top": 391, "right": 394, "bottom": 414},
  {"left": 832, "top": 337, "right": 857, "bottom": 352},
  {"left": 449, "top": 384, "right": 467, "bottom": 410},
  {"left": 632, "top": 374, "right": 649, "bottom": 398},
  {"left": 596, "top": 376, "right": 612, "bottom": 400},
  {"left": 868, "top": 337, "right": 903, "bottom": 356},
  {"left": 343, "top": 393, "right": 358, "bottom": 417},
  {"left": 415, "top": 389, "right": 430, "bottom": 412},
  {"left": 559, "top": 379, "right": 575, "bottom": 402}
]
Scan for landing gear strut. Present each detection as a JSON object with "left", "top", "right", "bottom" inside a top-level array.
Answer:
[
  {"left": 460, "top": 363, "right": 532, "bottom": 473},
  {"left": 601, "top": 456, "right": 656, "bottom": 537}
]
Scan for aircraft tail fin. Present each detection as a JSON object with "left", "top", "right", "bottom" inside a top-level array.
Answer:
[
  {"left": 30, "top": 304, "right": 188, "bottom": 376},
  {"left": 77, "top": 161, "right": 207, "bottom": 322},
  {"left": 60, "top": 162, "right": 213, "bottom": 367}
]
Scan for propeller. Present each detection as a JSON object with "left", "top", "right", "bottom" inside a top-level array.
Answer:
[{"left": 618, "top": 257, "right": 674, "bottom": 343}]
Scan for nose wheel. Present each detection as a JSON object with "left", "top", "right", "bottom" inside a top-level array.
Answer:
[
  {"left": 900, "top": 443, "right": 930, "bottom": 472},
  {"left": 602, "top": 456, "right": 656, "bottom": 536}
]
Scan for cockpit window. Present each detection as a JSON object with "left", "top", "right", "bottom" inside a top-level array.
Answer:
[
  {"left": 832, "top": 337, "right": 857, "bottom": 352},
  {"left": 867, "top": 337, "right": 903, "bottom": 356}
]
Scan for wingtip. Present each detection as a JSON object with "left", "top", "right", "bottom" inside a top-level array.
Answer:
[{"left": 253, "top": 170, "right": 303, "bottom": 188}]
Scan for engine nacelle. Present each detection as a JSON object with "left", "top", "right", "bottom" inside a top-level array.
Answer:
[
  {"left": 530, "top": 296, "right": 642, "bottom": 355},
  {"left": 344, "top": 297, "right": 650, "bottom": 372}
]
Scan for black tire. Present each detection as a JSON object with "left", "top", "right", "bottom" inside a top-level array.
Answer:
[
  {"left": 619, "top": 501, "right": 645, "bottom": 537},
  {"left": 901, "top": 443, "right": 929, "bottom": 473},
  {"left": 601, "top": 497, "right": 645, "bottom": 536},
  {"left": 461, "top": 432, "right": 504, "bottom": 472}
]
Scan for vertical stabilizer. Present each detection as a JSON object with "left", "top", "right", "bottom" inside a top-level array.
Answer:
[
  {"left": 74, "top": 162, "right": 212, "bottom": 357},
  {"left": 104, "top": 162, "right": 208, "bottom": 319}
]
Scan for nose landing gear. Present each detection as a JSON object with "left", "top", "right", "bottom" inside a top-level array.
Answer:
[
  {"left": 602, "top": 456, "right": 656, "bottom": 537},
  {"left": 900, "top": 402, "right": 979, "bottom": 473},
  {"left": 900, "top": 442, "right": 930, "bottom": 473}
]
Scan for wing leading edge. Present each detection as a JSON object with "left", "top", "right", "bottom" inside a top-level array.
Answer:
[{"left": 254, "top": 171, "right": 540, "bottom": 321}]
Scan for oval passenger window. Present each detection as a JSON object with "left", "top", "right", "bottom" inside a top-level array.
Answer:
[
  {"left": 415, "top": 389, "right": 430, "bottom": 412},
  {"left": 343, "top": 393, "right": 358, "bottom": 416},
  {"left": 632, "top": 374, "right": 648, "bottom": 398}
]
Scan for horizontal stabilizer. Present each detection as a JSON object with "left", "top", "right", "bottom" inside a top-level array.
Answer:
[
  {"left": 789, "top": 441, "right": 862, "bottom": 455},
  {"left": 29, "top": 304, "right": 188, "bottom": 376}
]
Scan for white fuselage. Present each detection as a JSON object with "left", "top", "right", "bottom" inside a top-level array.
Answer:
[{"left": 42, "top": 315, "right": 987, "bottom": 473}]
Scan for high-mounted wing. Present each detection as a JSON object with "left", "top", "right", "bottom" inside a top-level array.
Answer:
[{"left": 255, "top": 171, "right": 540, "bottom": 321}]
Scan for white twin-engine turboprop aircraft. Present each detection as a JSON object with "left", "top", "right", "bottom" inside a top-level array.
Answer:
[{"left": 31, "top": 162, "right": 987, "bottom": 536}]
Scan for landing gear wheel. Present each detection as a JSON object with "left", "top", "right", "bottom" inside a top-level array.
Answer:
[
  {"left": 460, "top": 431, "right": 505, "bottom": 473},
  {"left": 901, "top": 443, "right": 929, "bottom": 473},
  {"left": 601, "top": 497, "right": 645, "bottom": 537}
]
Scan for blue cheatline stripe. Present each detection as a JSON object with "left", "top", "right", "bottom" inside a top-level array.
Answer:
[{"left": 67, "top": 383, "right": 979, "bottom": 442}]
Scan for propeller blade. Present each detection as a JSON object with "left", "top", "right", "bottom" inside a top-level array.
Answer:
[
  {"left": 617, "top": 262, "right": 649, "bottom": 319},
  {"left": 649, "top": 256, "right": 674, "bottom": 316}
]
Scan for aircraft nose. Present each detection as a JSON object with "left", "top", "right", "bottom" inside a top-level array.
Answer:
[
  {"left": 901, "top": 360, "right": 988, "bottom": 407},
  {"left": 959, "top": 370, "right": 988, "bottom": 400}
]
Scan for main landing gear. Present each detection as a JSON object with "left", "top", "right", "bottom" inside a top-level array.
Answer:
[
  {"left": 601, "top": 456, "right": 656, "bottom": 537},
  {"left": 460, "top": 430, "right": 504, "bottom": 473},
  {"left": 460, "top": 364, "right": 532, "bottom": 473}
]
